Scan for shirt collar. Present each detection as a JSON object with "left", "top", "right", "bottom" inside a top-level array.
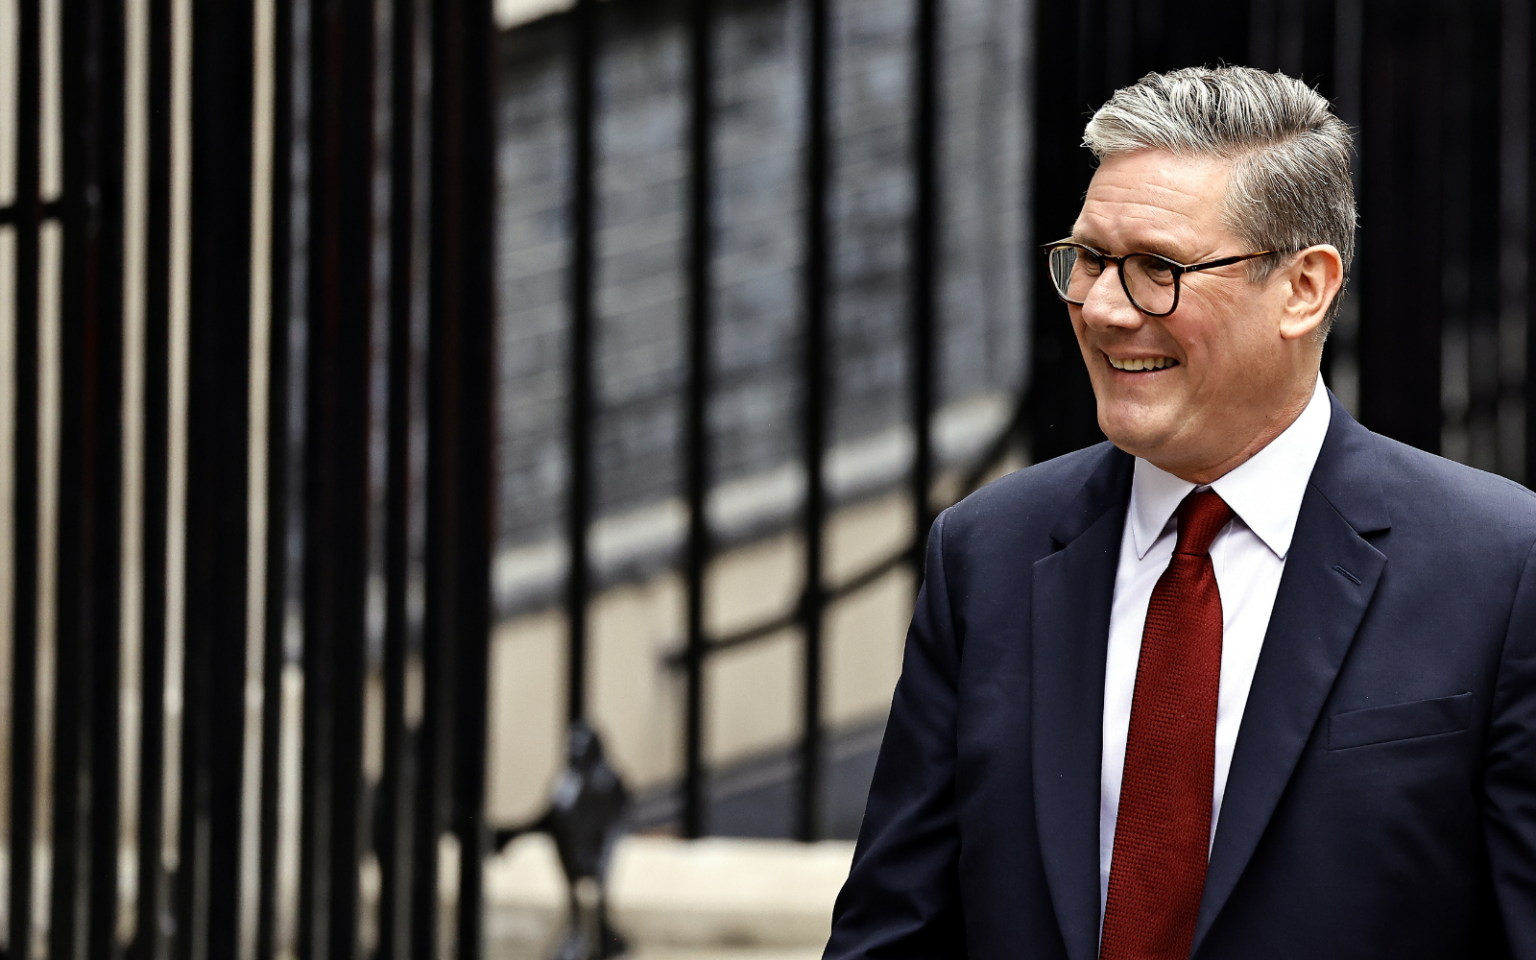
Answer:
[{"left": 1128, "top": 375, "right": 1332, "bottom": 561}]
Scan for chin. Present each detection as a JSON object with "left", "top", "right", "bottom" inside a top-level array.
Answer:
[{"left": 1097, "top": 404, "right": 1179, "bottom": 460}]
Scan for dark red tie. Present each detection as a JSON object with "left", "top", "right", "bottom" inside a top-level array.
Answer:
[{"left": 1101, "top": 490, "right": 1233, "bottom": 960}]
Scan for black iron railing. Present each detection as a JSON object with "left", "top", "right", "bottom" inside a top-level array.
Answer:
[{"left": 4, "top": 0, "right": 497, "bottom": 957}]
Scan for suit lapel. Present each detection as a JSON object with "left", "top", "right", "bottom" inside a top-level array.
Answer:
[
  {"left": 1192, "top": 397, "right": 1391, "bottom": 956},
  {"left": 1033, "top": 446, "right": 1133, "bottom": 960}
]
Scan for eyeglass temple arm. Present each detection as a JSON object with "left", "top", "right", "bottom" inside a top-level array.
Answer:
[{"left": 1181, "top": 250, "right": 1277, "bottom": 273}]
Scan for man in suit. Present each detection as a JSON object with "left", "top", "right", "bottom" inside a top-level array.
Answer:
[{"left": 825, "top": 65, "right": 1536, "bottom": 959}]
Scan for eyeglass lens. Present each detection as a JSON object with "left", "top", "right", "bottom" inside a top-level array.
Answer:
[{"left": 1048, "top": 246, "right": 1179, "bottom": 315}]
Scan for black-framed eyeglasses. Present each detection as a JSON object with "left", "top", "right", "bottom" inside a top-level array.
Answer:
[{"left": 1040, "top": 239, "right": 1281, "bottom": 317}]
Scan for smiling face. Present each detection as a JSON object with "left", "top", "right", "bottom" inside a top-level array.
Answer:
[{"left": 1068, "top": 149, "right": 1330, "bottom": 482}]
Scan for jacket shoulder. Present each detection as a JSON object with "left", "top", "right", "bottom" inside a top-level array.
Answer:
[
  {"left": 1360, "top": 431, "right": 1536, "bottom": 542},
  {"left": 939, "top": 441, "right": 1124, "bottom": 547}
]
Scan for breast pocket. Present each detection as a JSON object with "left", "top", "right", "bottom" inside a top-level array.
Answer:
[{"left": 1326, "top": 692, "right": 1474, "bottom": 751}]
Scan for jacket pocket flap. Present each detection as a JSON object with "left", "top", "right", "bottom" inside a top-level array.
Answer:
[{"left": 1326, "top": 692, "right": 1473, "bottom": 750}]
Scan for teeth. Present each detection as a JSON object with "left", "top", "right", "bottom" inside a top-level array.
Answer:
[{"left": 1109, "top": 355, "right": 1176, "bottom": 371}]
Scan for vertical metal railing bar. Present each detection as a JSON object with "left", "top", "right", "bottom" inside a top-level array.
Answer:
[
  {"left": 1276, "top": 0, "right": 1305, "bottom": 76},
  {"left": 256, "top": 0, "right": 295, "bottom": 952},
  {"left": 410, "top": 366, "right": 447, "bottom": 960},
  {"left": 1013, "top": 0, "right": 1035, "bottom": 471},
  {"left": 567, "top": 0, "right": 597, "bottom": 727},
  {"left": 279, "top": 0, "right": 316, "bottom": 947},
  {"left": 446, "top": 0, "right": 496, "bottom": 952},
  {"left": 412, "top": 280, "right": 450, "bottom": 960},
  {"left": 1526, "top": 0, "right": 1536, "bottom": 480},
  {"left": 1296, "top": 1, "right": 1335, "bottom": 388},
  {"left": 419, "top": 253, "right": 463, "bottom": 960},
  {"left": 1027, "top": 0, "right": 1101, "bottom": 463},
  {"left": 171, "top": 512, "right": 208, "bottom": 959},
  {"left": 378, "top": 0, "right": 422, "bottom": 949},
  {"left": 1302, "top": 2, "right": 1338, "bottom": 113},
  {"left": 326, "top": 0, "right": 376, "bottom": 955},
  {"left": 87, "top": 0, "right": 127, "bottom": 955},
  {"left": 255, "top": 0, "right": 295, "bottom": 957},
  {"left": 1329, "top": 0, "right": 1363, "bottom": 412},
  {"left": 297, "top": 0, "right": 353, "bottom": 951},
  {"left": 681, "top": 0, "right": 713, "bottom": 842},
  {"left": 8, "top": 0, "right": 43, "bottom": 954},
  {"left": 134, "top": 0, "right": 173, "bottom": 950},
  {"left": 53, "top": 0, "right": 90, "bottom": 948},
  {"left": 797, "top": 0, "right": 830, "bottom": 845},
  {"left": 1515, "top": 0, "right": 1536, "bottom": 485},
  {"left": 53, "top": 0, "right": 125, "bottom": 949},
  {"left": 294, "top": 307, "right": 333, "bottom": 960},
  {"left": 1130, "top": 0, "right": 1163, "bottom": 74},
  {"left": 1492, "top": 0, "right": 1529, "bottom": 482},
  {"left": 177, "top": 0, "right": 257, "bottom": 952},
  {"left": 909, "top": 0, "right": 938, "bottom": 570},
  {"left": 1505, "top": 0, "right": 1534, "bottom": 484},
  {"left": 1100, "top": 0, "right": 1131, "bottom": 89},
  {"left": 1249, "top": 0, "right": 1278, "bottom": 69},
  {"left": 1439, "top": 5, "right": 1472, "bottom": 461},
  {"left": 1358, "top": 0, "right": 1445, "bottom": 451},
  {"left": 411, "top": 0, "right": 456, "bottom": 946},
  {"left": 1466, "top": 4, "right": 1502, "bottom": 471}
]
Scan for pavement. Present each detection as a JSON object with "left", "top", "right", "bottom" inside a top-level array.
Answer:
[{"left": 486, "top": 834, "right": 854, "bottom": 959}]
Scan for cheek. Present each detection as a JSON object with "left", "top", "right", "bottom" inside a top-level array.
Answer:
[{"left": 1171, "top": 292, "right": 1271, "bottom": 386}]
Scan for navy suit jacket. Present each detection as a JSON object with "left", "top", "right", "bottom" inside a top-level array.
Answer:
[{"left": 826, "top": 394, "right": 1536, "bottom": 959}]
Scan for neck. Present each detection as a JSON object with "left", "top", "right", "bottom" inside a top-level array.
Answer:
[{"left": 1159, "top": 377, "right": 1318, "bottom": 486}]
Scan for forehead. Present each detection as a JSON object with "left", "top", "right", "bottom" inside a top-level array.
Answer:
[{"left": 1072, "top": 149, "right": 1235, "bottom": 256}]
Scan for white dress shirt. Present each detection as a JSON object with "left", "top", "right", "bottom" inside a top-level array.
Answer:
[{"left": 1098, "top": 375, "right": 1332, "bottom": 918}]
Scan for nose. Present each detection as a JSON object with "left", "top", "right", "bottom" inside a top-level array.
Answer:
[{"left": 1077, "top": 262, "right": 1145, "bottom": 332}]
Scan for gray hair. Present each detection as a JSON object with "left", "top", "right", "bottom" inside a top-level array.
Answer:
[{"left": 1082, "top": 65, "right": 1356, "bottom": 332}]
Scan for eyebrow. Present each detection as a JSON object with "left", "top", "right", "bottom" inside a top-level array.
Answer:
[{"left": 1069, "top": 233, "right": 1187, "bottom": 262}]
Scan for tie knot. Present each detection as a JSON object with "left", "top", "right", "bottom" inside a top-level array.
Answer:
[{"left": 1174, "top": 490, "right": 1233, "bottom": 557}]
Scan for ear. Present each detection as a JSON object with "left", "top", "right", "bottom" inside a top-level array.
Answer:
[{"left": 1277, "top": 244, "right": 1344, "bottom": 342}]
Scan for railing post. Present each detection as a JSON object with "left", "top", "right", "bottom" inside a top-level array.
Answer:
[
  {"left": 135, "top": 0, "right": 175, "bottom": 952},
  {"left": 9, "top": 0, "right": 43, "bottom": 952},
  {"left": 1358, "top": 0, "right": 1444, "bottom": 451},
  {"left": 54, "top": 0, "right": 127, "bottom": 954},
  {"left": 910, "top": 0, "right": 940, "bottom": 564},
  {"left": 177, "top": 0, "right": 256, "bottom": 954},
  {"left": 682, "top": 0, "right": 714, "bottom": 842},
  {"left": 446, "top": 0, "right": 497, "bottom": 954},
  {"left": 567, "top": 0, "right": 598, "bottom": 728},
  {"left": 410, "top": 0, "right": 497, "bottom": 955},
  {"left": 1027, "top": 0, "right": 1101, "bottom": 462},
  {"left": 257, "top": 0, "right": 301, "bottom": 950},
  {"left": 296, "top": 0, "right": 376, "bottom": 956},
  {"left": 378, "top": 0, "right": 433, "bottom": 955},
  {"left": 798, "top": 0, "right": 831, "bottom": 845}
]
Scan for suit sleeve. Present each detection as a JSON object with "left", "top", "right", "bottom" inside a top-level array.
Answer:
[
  {"left": 824, "top": 508, "right": 967, "bottom": 959},
  {"left": 1485, "top": 537, "right": 1536, "bottom": 956}
]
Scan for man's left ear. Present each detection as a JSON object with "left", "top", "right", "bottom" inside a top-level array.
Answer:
[{"left": 1278, "top": 244, "right": 1344, "bottom": 342}]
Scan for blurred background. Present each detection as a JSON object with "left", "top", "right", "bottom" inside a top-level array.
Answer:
[{"left": 0, "top": 0, "right": 1528, "bottom": 957}]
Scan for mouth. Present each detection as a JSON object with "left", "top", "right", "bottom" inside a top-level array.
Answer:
[{"left": 1105, "top": 353, "right": 1179, "bottom": 373}]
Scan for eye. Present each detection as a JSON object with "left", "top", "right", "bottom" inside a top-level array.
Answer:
[
  {"left": 1138, "top": 257, "right": 1176, "bottom": 285},
  {"left": 1080, "top": 252, "right": 1105, "bottom": 276}
]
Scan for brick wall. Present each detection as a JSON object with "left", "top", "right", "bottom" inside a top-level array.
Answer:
[{"left": 497, "top": 0, "right": 1031, "bottom": 607}]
